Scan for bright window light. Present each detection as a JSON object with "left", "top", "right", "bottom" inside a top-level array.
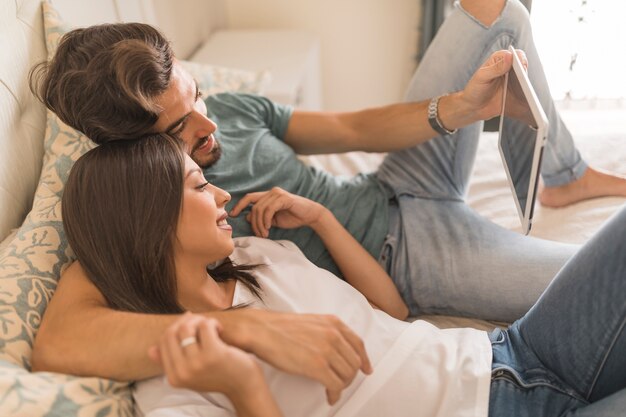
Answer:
[{"left": 531, "top": 1, "right": 626, "bottom": 104}]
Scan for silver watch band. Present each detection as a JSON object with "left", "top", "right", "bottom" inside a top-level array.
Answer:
[{"left": 428, "top": 95, "right": 458, "bottom": 136}]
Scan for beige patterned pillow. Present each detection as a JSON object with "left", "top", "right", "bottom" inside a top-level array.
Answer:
[
  {"left": 0, "top": 1, "right": 127, "bottom": 411},
  {"left": 0, "top": 1, "right": 268, "bottom": 416},
  {"left": 0, "top": 360, "right": 132, "bottom": 417}
]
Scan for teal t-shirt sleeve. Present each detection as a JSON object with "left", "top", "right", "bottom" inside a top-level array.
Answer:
[{"left": 206, "top": 93, "right": 293, "bottom": 140}]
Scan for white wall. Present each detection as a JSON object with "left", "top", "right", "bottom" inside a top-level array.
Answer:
[{"left": 224, "top": 0, "right": 420, "bottom": 111}]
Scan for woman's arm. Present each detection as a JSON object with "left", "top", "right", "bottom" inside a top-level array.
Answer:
[
  {"left": 310, "top": 209, "right": 409, "bottom": 319},
  {"left": 230, "top": 188, "right": 409, "bottom": 320}
]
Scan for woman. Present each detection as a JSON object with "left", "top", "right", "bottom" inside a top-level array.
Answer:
[{"left": 62, "top": 135, "right": 626, "bottom": 416}]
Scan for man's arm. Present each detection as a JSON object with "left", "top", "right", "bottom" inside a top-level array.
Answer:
[
  {"left": 283, "top": 49, "right": 515, "bottom": 155},
  {"left": 33, "top": 262, "right": 372, "bottom": 392},
  {"left": 32, "top": 262, "right": 168, "bottom": 379}
]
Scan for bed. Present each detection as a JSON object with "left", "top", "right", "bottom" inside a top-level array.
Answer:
[{"left": 1, "top": 0, "right": 624, "bottom": 416}]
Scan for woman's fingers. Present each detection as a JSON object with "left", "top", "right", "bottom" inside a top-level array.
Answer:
[
  {"left": 263, "top": 196, "right": 283, "bottom": 230},
  {"left": 236, "top": 188, "right": 321, "bottom": 237},
  {"left": 229, "top": 191, "right": 265, "bottom": 217},
  {"left": 252, "top": 194, "right": 277, "bottom": 237},
  {"left": 247, "top": 190, "right": 289, "bottom": 237},
  {"left": 176, "top": 315, "right": 203, "bottom": 358},
  {"left": 262, "top": 196, "right": 291, "bottom": 232},
  {"left": 197, "top": 317, "right": 224, "bottom": 349},
  {"left": 159, "top": 314, "right": 206, "bottom": 387}
]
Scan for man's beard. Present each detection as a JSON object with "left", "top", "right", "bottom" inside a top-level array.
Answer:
[{"left": 192, "top": 137, "right": 222, "bottom": 169}]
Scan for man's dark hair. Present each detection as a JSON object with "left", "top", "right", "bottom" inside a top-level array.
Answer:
[{"left": 30, "top": 23, "right": 173, "bottom": 144}]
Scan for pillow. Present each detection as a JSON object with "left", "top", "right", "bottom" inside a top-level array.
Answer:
[
  {"left": 0, "top": 359, "right": 133, "bottom": 417},
  {"left": 0, "top": 1, "right": 268, "bottom": 415},
  {"left": 0, "top": 2, "right": 124, "bottom": 415},
  {"left": 180, "top": 60, "right": 270, "bottom": 98}
]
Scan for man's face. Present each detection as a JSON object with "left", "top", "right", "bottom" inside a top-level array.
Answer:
[{"left": 153, "top": 61, "right": 221, "bottom": 168}]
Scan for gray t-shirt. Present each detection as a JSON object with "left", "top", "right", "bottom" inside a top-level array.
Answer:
[{"left": 203, "top": 93, "right": 389, "bottom": 275}]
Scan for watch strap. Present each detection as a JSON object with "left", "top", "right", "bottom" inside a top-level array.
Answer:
[{"left": 428, "top": 95, "right": 458, "bottom": 136}]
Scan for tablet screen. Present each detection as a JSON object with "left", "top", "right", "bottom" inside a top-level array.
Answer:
[{"left": 499, "top": 68, "right": 542, "bottom": 222}]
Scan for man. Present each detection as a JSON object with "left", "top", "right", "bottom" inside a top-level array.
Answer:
[{"left": 31, "top": 0, "right": 626, "bottom": 402}]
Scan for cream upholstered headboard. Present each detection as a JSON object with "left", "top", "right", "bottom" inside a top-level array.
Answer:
[
  {"left": 50, "top": 0, "right": 227, "bottom": 59},
  {"left": 0, "top": 0, "right": 226, "bottom": 242},
  {"left": 0, "top": 0, "right": 48, "bottom": 243}
]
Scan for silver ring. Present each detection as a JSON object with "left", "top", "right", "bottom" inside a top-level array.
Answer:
[{"left": 180, "top": 336, "right": 197, "bottom": 348}]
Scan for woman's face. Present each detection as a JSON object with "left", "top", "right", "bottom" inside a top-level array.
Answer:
[{"left": 175, "top": 155, "right": 234, "bottom": 265}]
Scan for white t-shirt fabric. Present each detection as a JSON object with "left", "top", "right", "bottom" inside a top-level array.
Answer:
[{"left": 134, "top": 237, "right": 493, "bottom": 417}]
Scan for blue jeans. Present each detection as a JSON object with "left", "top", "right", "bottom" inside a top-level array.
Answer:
[
  {"left": 489, "top": 206, "right": 626, "bottom": 416},
  {"left": 376, "top": 0, "right": 584, "bottom": 322}
]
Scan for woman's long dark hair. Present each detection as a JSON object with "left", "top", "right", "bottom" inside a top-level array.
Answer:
[{"left": 62, "top": 134, "right": 260, "bottom": 314}]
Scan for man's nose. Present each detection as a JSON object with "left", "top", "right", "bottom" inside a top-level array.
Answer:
[{"left": 195, "top": 113, "right": 218, "bottom": 137}]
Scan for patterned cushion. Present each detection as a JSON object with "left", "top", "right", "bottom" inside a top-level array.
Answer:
[
  {"left": 0, "top": 359, "right": 133, "bottom": 417},
  {"left": 0, "top": 1, "right": 268, "bottom": 415},
  {"left": 181, "top": 60, "right": 269, "bottom": 98}
]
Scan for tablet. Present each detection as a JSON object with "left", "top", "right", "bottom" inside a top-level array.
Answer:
[{"left": 498, "top": 45, "right": 549, "bottom": 235}]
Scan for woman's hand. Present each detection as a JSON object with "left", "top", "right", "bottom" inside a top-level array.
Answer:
[
  {"left": 148, "top": 313, "right": 283, "bottom": 416},
  {"left": 229, "top": 187, "right": 328, "bottom": 238}
]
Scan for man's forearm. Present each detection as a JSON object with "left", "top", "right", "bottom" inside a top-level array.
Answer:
[
  {"left": 33, "top": 302, "right": 260, "bottom": 381},
  {"left": 33, "top": 303, "right": 177, "bottom": 380},
  {"left": 286, "top": 50, "right": 517, "bottom": 155},
  {"left": 36, "top": 264, "right": 370, "bottom": 392},
  {"left": 338, "top": 91, "right": 477, "bottom": 152},
  {"left": 285, "top": 91, "right": 478, "bottom": 155}
]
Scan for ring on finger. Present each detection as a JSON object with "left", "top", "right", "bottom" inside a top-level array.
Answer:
[{"left": 180, "top": 336, "right": 197, "bottom": 348}]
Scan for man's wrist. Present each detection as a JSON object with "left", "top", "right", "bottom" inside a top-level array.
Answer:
[
  {"left": 428, "top": 95, "right": 457, "bottom": 135},
  {"left": 436, "top": 91, "right": 479, "bottom": 133},
  {"left": 208, "top": 309, "right": 255, "bottom": 352}
]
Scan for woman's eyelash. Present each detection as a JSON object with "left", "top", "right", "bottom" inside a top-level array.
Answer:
[{"left": 196, "top": 181, "right": 209, "bottom": 190}]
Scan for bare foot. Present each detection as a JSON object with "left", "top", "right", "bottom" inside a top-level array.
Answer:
[{"left": 539, "top": 167, "right": 626, "bottom": 208}]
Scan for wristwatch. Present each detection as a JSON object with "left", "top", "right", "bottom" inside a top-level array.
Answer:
[{"left": 428, "top": 95, "right": 458, "bottom": 136}]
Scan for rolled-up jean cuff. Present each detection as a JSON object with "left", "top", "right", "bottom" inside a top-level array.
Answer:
[{"left": 542, "top": 159, "right": 588, "bottom": 188}]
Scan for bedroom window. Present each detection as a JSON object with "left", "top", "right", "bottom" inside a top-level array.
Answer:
[
  {"left": 531, "top": 1, "right": 626, "bottom": 108},
  {"left": 419, "top": 1, "right": 624, "bottom": 109}
]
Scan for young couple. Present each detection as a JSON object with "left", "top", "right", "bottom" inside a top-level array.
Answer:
[{"left": 31, "top": 0, "right": 626, "bottom": 415}]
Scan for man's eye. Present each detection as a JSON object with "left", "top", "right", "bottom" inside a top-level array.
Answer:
[{"left": 173, "top": 121, "right": 187, "bottom": 135}]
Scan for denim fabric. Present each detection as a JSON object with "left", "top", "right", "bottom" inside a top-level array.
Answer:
[
  {"left": 375, "top": 0, "right": 585, "bottom": 322},
  {"left": 488, "top": 207, "right": 626, "bottom": 416}
]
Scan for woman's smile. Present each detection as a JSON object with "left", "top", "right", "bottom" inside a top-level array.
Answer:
[{"left": 217, "top": 212, "right": 232, "bottom": 231}]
